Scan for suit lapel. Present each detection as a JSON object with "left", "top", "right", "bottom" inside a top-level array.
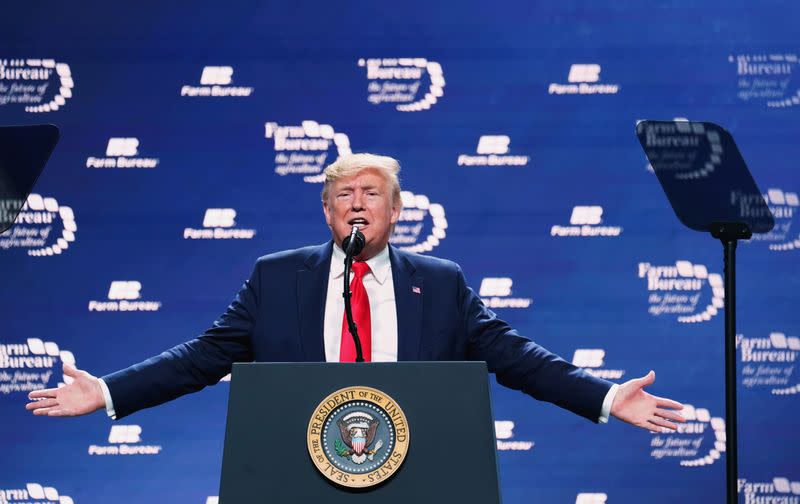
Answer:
[
  {"left": 297, "top": 242, "right": 332, "bottom": 361},
  {"left": 390, "top": 247, "right": 423, "bottom": 361}
]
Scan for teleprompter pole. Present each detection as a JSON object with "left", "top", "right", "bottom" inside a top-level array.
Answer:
[{"left": 710, "top": 222, "right": 751, "bottom": 504}]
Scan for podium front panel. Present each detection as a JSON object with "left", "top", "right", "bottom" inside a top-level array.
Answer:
[{"left": 219, "top": 362, "right": 501, "bottom": 503}]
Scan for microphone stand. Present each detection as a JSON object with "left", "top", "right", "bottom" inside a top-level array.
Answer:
[{"left": 342, "top": 227, "right": 365, "bottom": 363}]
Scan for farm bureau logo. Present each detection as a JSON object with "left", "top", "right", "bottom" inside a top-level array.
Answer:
[
  {"left": 0, "top": 58, "right": 74, "bottom": 112},
  {"left": 548, "top": 64, "right": 620, "bottom": 95},
  {"left": 457, "top": 136, "right": 530, "bottom": 167},
  {"left": 0, "top": 194, "right": 76, "bottom": 257},
  {"left": 0, "top": 483, "right": 73, "bottom": 503},
  {"left": 85, "top": 138, "right": 159, "bottom": 169},
  {"left": 648, "top": 404, "right": 726, "bottom": 468},
  {"left": 638, "top": 261, "right": 723, "bottom": 323},
  {"left": 265, "top": 120, "right": 351, "bottom": 183},
  {"left": 576, "top": 494, "right": 608, "bottom": 504},
  {"left": 639, "top": 121, "right": 723, "bottom": 180},
  {"left": 743, "top": 188, "right": 799, "bottom": 251},
  {"left": 390, "top": 191, "right": 447, "bottom": 254},
  {"left": 572, "top": 349, "right": 626, "bottom": 380},
  {"left": 729, "top": 53, "right": 799, "bottom": 108},
  {"left": 643, "top": 117, "right": 690, "bottom": 173},
  {"left": 738, "top": 332, "right": 799, "bottom": 396},
  {"left": 88, "top": 281, "right": 162, "bottom": 312},
  {"left": 494, "top": 420, "right": 534, "bottom": 451},
  {"left": 180, "top": 66, "right": 253, "bottom": 97},
  {"left": 739, "top": 476, "right": 800, "bottom": 504},
  {"left": 88, "top": 425, "right": 163, "bottom": 456},
  {"left": 0, "top": 339, "right": 76, "bottom": 394},
  {"left": 551, "top": 206, "right": 623, "bottom": 237},
  {"left": 479, "top": 278, "right": 532, "bottom": 309},
  {"left": 358, "top": 57, "right": 445, "bottom": 111},
  {"left": 183, "top": 209, "right": 256, "bottom": 240}
]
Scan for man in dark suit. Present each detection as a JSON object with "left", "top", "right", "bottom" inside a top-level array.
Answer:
[{"left": 27, "top": 153, "right": 685, "bottom": 432}]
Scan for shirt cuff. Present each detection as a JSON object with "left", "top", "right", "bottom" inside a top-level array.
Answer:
[
  {"left": 97, "top": 378, "right": 117, "bottom": 420},
  {"left": 598, "top": 383, "right": 619, "bottom": 424}
]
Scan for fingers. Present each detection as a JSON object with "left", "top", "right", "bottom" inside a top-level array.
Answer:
[
  {"left": 655, "top": 408, "right": 685, "bottom": 423},
  {"left": 635, "top": 370, "right": 655, "bottom": 387},
  {"left": 642, "top": 421, "right": 662, "bottom": 434},
  {"left": 26, "top": 398, "right": 59, "bottom": 411},
  {"left": 32, "top": 405, "right": 61, "bottom": 416},
  {"left": 45, "top": 409, "right": 70, "bottom": 417},
  {"left": 655, "top": 396, "right": 683, "bottom": 410},
  {"left": 31, "top": 404, "right": 73, "bottom": 416},
  {"left": 28, "top": 388, "right": 58, "bottom": 399},
  {"left": 648, "top": 416, "right": 678, "bottom": 431},
  {"left": 62, "top": 362, "right": 80, "bottom": 378}
]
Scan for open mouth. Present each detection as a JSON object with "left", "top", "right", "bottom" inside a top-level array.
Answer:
[{"left": 348, "top": 217, "right": 369, "bottom": 228}]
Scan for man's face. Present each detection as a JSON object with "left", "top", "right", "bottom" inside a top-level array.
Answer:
[{"left": 323, "top": 167, "right": 400, "bottom": 260}]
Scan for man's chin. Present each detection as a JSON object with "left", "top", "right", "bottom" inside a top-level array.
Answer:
[
  {"left": 356, "top": 238, "right": 389, "bottom": 261},
  {"left": 336, "top": 226, "right": 370, "bottom": 243}
]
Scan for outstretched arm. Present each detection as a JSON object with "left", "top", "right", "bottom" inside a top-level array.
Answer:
[
  {"left": 456, "top": 265, "right": 612, "bottom": 422},
  {"left": 455, "top": 264, "right": 685, "bottom": 429},
  {"left": 26, "top": 261, "right": 261, "bottom": 420}
]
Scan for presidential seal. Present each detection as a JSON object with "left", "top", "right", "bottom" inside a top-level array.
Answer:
[{"left": 307, "top": 386, "right": 410, "bottom": 488}]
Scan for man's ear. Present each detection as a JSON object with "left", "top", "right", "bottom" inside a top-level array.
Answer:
[
  {"left": 390, "top": 198, "right": 401, "bottom": 225},
  {"left": 323, "top": 199, "right": 332, "bottom": 228}
]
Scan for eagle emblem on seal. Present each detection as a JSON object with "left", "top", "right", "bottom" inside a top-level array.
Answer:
[{"left": 334, "top": 411, "right": 384, "bottom": 465}]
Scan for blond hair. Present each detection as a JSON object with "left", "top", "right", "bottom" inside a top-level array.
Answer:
[{"left": 321, "top": 153, "right": 402, "bottom": 206}]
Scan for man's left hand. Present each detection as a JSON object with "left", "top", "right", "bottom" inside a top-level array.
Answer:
[{"left": 610, "top": 370, "right": 685, "bottom": 433}]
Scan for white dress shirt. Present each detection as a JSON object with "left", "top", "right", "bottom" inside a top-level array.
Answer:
[
  {"left": 100, "top": 243, "right": 618, "bottom": 422},
  {"left": 324, "top": 244, "right": 397, "bottom": 362}
]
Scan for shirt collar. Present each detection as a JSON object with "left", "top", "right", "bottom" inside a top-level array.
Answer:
[{"left": 331, "top": 243, "right": 391, "bottom": 285}]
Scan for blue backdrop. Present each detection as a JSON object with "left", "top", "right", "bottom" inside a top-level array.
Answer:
[{"left": 1, "top": 2, "right": 798, "bottom": 503}]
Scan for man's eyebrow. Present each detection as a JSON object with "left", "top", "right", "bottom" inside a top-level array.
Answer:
[{"left": 337, "top": 184, "right": 379, "bottom": 191}]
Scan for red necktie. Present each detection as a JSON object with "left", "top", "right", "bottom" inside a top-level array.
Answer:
[{"left": 340, "top": 261, "right": 371, "bottom": 362}]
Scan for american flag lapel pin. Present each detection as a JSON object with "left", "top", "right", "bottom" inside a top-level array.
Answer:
[{"left": 412, "top": 286, "right": 421, "bottom": 294}]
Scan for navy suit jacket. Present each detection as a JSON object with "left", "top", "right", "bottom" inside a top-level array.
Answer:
[{"left": 103, "top": 242, "right": 612, "bottom": 420}]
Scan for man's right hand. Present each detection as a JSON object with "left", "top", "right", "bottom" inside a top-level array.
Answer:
[{"left": 26, "top": 363, "right": 105, "bottom": 417}]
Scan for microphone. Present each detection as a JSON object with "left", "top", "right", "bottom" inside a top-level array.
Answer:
[
  {"left": 342, "top": 226, "right": 365, "bottom": 258},
  {"left": 342, "top": 225, "right": 366, "bottom": 362}
]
